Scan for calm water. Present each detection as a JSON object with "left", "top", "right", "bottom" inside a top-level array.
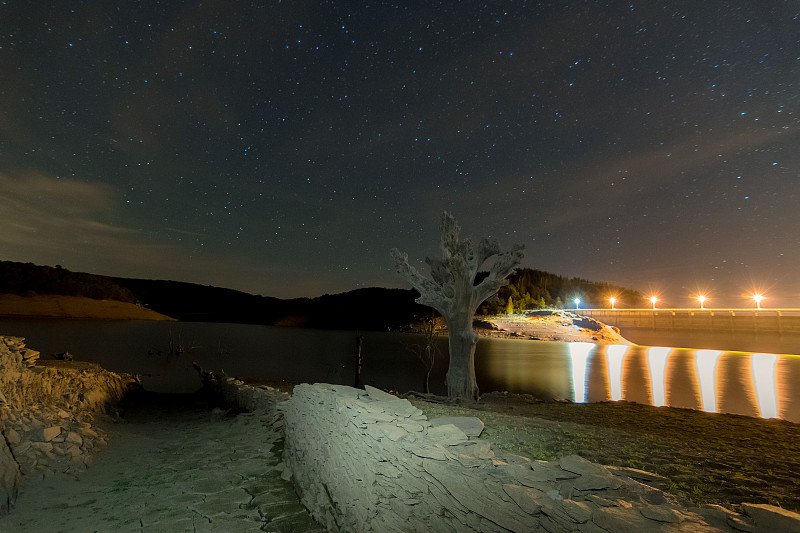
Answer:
[
  {"left": 1, "top": 319, "right": 798, "bottom": 423},
  {"left": 620, "top": 326, "right": 800, "bottom": 355}
]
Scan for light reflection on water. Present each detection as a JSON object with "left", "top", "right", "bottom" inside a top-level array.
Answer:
[
  {"left": 605, "top": 345, "right": 628, "bottom": 402},
  {"left": 751, "top": 353, "right": 779, "bottom": 419},
  {"left": 0, "top": 319, "right": 798, "bottom": 423},
  {"left": 481, "top": 340, "right": 800, "bottom": 423},
  {"left": 695, "top": 350, "right": 723, "bottom": 413},
  {"left": 646, "top": 347, "right": 671, "bottom": 407},
  {"left": 568, "top": 342, "right": 594, "bottom": 403}
]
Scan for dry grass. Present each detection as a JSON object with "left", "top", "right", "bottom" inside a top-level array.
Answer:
[{"left": 0, "top": 294, "right": 174, "bottom": 320}]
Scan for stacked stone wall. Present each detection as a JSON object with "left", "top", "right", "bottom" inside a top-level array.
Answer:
[
  {"left": 279, "top": 383, "right": 800, "bottom": 533},
  {"left": 0, "top": 336, "right": 139, "bottom": 516}
]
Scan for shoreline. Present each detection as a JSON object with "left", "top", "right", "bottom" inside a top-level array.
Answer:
[
  {"left": 477, "top": 311, "right": 632, "bottom": 344},
  {"left": 0, "top": 294, "right": 175, "bottom": 321}
]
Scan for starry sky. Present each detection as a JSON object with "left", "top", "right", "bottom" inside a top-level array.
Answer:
[{"left": 0, "top": 1, "right": 798, "bottom": 307}]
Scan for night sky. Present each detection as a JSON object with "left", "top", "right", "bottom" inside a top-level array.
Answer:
[{"left": 1, "top": 2, "right": 798, "bottom": 307}]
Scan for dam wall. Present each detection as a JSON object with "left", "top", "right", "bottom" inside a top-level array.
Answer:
[{"left": 578, "top": 309, "right": 800, "bottom": 334}]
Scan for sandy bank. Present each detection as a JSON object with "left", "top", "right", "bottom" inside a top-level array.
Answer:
[
  {"left": 479, "top": 311, "right": 631, "bottom": 344},
  {"left": 0, "top": 294, "right": 174, "bottom": 321}
]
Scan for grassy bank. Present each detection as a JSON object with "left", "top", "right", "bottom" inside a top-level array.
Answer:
[{"left": 410, "top": 392, "right": 800, "bottom": 513}]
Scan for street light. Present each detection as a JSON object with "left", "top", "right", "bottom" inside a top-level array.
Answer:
[
  {"left": 609, "top": 297, "right": 616, "bottom": 310},
  {"left": 697, "top": 295, "right": 706, "bottom": 310},
  {"left": 650, "top": 296, "right": 658, "bottom": 310},
  {"left": 574, "top": 298, "right": 581, "bottom": 310},
  {"left": 753, "top": 293, "right": 764, "bottom": 310}
]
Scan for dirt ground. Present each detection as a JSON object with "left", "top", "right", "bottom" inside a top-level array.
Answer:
[{"left": 0, "top": 294, "right": 174, "bottom": 320}]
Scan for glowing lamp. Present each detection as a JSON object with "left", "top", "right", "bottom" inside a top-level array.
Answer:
[
  {"left": 573, "top": 298, "right": 581, "bottom": 310},
  {"left": 609, "top": 297, "right": 616, "bottom": 310},
  {"left": 697, "top": 295, "right": 706, "bottom": 310},
  {"left": 753, "top": 294, "right": 764, "bottom": 310},
  {"left": 650, "top": 296, "right": 658, "bottom": 310}
]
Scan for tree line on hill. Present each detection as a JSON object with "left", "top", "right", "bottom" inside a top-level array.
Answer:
[
  {"left": 0, "top": 261, "right": 136, "bottom": 303},
  {"left": 479, "top": 268, "right": 642, "bottom": 314},
  {"left": 0, "top": 261, "right": 641, "bottom": 329}
]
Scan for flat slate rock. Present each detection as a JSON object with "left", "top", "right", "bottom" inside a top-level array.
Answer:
[
  {"left": 742, "top": 503, "right": 800, "bottom": 532},
  {"left": 364, "top": 385, "right": 398, "bottom": 402},
  {"left": 429, "top": 416, "right": 484, "bottom": 437}
]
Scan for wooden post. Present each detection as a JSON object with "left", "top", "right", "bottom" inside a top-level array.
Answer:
[{"left": 355, "top": 334, "right": 364, "bottom": 388}]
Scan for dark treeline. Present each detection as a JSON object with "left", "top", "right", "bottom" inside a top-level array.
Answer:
[
  {"left": 0, "top": 261, "right": 641, "bottom": 328},
  {"left": 110, "top": 277, "right": 429, "bottom": 331},
  {"left": 0, "top": 261, "right": 136, "bottom": 303},
  {"left": 0, "top": 260, "right": 425, "bottom": 330},
  {"left": 480, "top": 268, "right": 642, "bottom": 314}
]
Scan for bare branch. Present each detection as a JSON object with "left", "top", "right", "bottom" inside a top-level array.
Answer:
[
  {"left": 439, "top": 212, "right": 461, "bottom": 258},
  {"left": 474, "top": 243, "right": 525, "bottom": 304},
  {"left": 390, "top": 248, "right": 451, "bottom": 315},
  {"left": 476, "top": 237, "right": 501, "bottom": 268}
]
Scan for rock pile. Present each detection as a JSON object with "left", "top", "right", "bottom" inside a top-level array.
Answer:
[
  {"left": 193, "top": 362, "right": 290, "bottom": 414},
  {"left": 0, "top": 335, "right": 139, "bottom": 516},
  {"left": 280, "top": 383, "right": 800, "bottom": 533}
]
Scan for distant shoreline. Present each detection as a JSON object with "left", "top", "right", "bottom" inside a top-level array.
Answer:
[
  {"left": 478, "top": 311, "right": 632, "bottom": 344},
  {"left": 0, "top": 294, "right": 175, "bottom": 321}
]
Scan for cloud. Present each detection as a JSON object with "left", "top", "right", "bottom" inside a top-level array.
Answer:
[
  {"left": 0, "top": 171, "right": 182, "bottom": 275},
  {"left": 0, "top": 172, "right": 124, "bottom": 247},
  {"left": 0, "top": 171, "right": 319, "bottom": 297}
]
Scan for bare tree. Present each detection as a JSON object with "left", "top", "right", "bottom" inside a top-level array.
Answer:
[
  {"left": 391, "top": 212, "right": 524, "bottom": 400},
  {"left": 405, "top": 312, "right": 444, "bottom": 394}
]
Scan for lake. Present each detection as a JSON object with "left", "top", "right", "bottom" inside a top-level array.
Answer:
[{"left": 1, "top": 318, "right": 798, "bottom": 423}]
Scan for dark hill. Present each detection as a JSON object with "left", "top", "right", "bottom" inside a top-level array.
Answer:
[
  {"left": 0, "top": 261, "right": 135, "bottom": 302},
  {"left": 0, "top": 260, "right": 642, "bottom": 329},
  {"left": 110, "top": 277, "right": 427, "bottom": 331}
]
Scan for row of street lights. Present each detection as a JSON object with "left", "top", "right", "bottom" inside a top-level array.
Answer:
[{"left": 573, "top": 293, "right": 767, "bottom": 311}]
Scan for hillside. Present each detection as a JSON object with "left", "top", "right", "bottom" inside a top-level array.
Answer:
[
  {"left": 110, "top": 277, "right": 428, "bottom": 331},
  {"left": 0, "top": 294, "right": 174, "bottom": 320},
  {"left": 0, "top": 261, "right": 135, "bottom": 302},
  {"left": 482, "top": 268, "right": 642, "bottom": 313},
  {"left": 0, "top": 261, "right": 642, "bottom": 329}
]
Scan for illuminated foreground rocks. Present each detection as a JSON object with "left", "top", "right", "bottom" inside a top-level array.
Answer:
[
  {"left": 3, "top": 384, "right": 322, "bottom": 533},
  {"left": 280, "top": 383, "right": 800, "bottom": 533},
  {"left": 0, "top": 335, "right": 138, "bottom": 516}
]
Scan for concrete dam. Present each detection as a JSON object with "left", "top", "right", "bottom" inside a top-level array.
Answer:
[{"left": 577, "top": 309, "right": 800, "bottom": 334}]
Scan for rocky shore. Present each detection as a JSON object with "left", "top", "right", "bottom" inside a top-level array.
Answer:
[
  {"left": 0, "top": 335, "right": 140, "bottom": 515},
  {"left": 3, "top": 333, "right": 799, "bottom": 531},
  {"left": 478, "top": 311, "right": 631, "bottom": 344}
]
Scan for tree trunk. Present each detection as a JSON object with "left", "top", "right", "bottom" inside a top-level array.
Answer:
[{"left": 445, "top": 313, "right": 479, "bottom": 400}]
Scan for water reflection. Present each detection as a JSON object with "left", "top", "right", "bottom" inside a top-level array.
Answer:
[
  {"left": 0, "top": 318, "right": 797, "bottom": 423},
  {"left": 605, "top": 345, "right": 628, "bottom": 401},
  {"left": 695, "top": 350, "right": 723, "bottom": 413},
  {"left": 751, "top": 353, "right": 779, "bottom": 419},
  {"left": 646, "top": 347, "right": 671, "bottom": 407},
  {"left": 568, "top": 342, "right": 595, "bottom": 403}
]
